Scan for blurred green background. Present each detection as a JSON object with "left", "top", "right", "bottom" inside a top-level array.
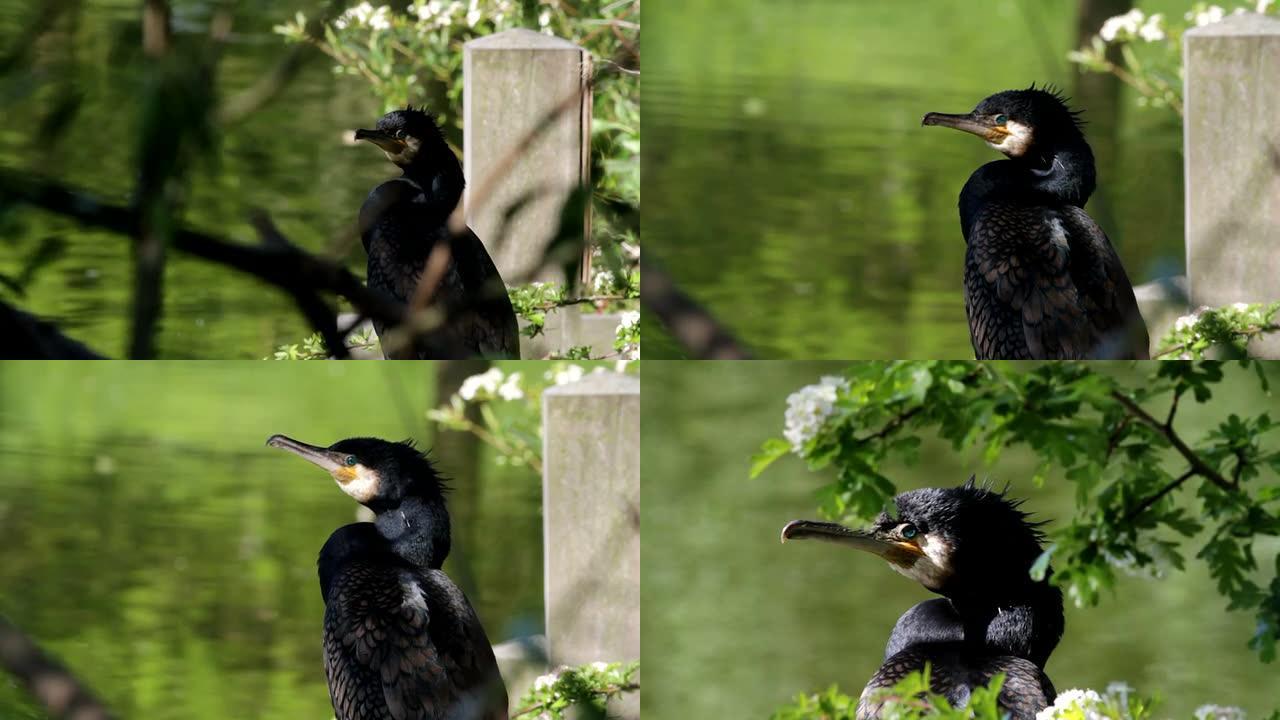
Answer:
[
  {"left": 0, "top": 361, "right": 543, "bottom": 719},
  {"left": 643, "top": 0, "right": 1187, "bottom": 358},
  {"left": 0, "top": 0, "right": 398, "bottom": 358},
  {"left": 642, "top": 361, "right": 1280, "bottom": 719}
]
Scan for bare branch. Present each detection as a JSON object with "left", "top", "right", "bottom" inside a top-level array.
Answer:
[
  {"left": 0, "top": 614, "right": 115, "bottom": 720},
  {"left": 641, "top": 259, "right": 750, "bottom": 359}
]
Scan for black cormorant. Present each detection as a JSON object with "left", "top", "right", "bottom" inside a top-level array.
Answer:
[
  {"left": 267, "top": 434, "right": 509, "bottom": 720},
  {"left": 780, "top": 478, "right": 1063, "bottom": 720},
  {"left": 922, "top": 86, "right": 1149, "bottom": 359},
  {"left": 355, "top": 107, "right": 520, "bottom": 359}
]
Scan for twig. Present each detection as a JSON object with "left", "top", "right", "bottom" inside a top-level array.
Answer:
[
  {"left": 0, "top": 614, "right": 116, "bottom": 720},
  {"left": 856, "top": 407, "right": 924, "bottom": 446},
  {"left": 641, "top": 259, "right": 750, "bottom": 359},
  {"left": 1109, "top": 390, "right": 1234, "bottom": 491},
  {"left": 1123, "top": 469, "right": 1195, "bottom": 523},
  {"left": 1154, "top": 323, "right": 1280, "bottom": 358},
  {"left": 511, "top": 682, "right": 640, "bottom": 718},
  {"left": 1105, "top": 417, "right": 1131, "bottom": 461},
  {"left": 0, "top": 168, "right": 421, "bottom": 357}
]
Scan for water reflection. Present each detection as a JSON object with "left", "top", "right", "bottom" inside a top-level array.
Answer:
[
  {"left": 0, "top": 0, "right": 398, "bottom": 357},
  {"left": 0, "top": 362, "right": 542, "bottom": 718},
  {"left": 644, "top": 0, "right": 1184, "bottom": 358},
  {"left": 641, "top": 361, "right": 1279, "bottom": 718}
]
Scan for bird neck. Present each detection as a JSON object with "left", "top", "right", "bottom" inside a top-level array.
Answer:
[
  {"left": 401, "top": 149, "right": 466, "bottom": 218},
  {"left": 946, "top": 576, "right": 1064, "bottom": 667},
  {"left": 957, "top": 141, "right": 1096, "bottom": 239},
  {"left": 374, "top": 495, "right": 452, "bottom": 570}
]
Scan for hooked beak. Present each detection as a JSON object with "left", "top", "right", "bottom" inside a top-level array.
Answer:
[
  {"left": 267, "top": 434, "right": 344, "bottom": 473},
  {"left": 922, "top": 111, "right": 1007, "bottom": 141},
  {"left": 354, "top": 128, "right": 406, "bottom": 153},
  {"left": 780, "top": 519, "right": 923, "bottom": 566}
]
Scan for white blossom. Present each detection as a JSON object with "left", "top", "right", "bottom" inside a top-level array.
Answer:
[
  {"left": 1035, "top": 688, "right": 1106, "bottom": 720},
  {"left": 1189, "top": 5, "right": 1226, "bottom": 26},
  {"left": 496, "top": 372, "right": 524, "bottom": 401},
  {"left": 548, "top": 364, "right": 585, "bottom": 386},
  {"left": 1105, "top": 681, "right": 1133, "bottom": 707},
  {"left": 593, "top": 270, "right": 617, "bottom": 293},
  {"left": 459, "top": 368, "right": 504, "bottom": 400},
  {"left": 1138, "top": 14, "right": 1165, "bottom": 42},
  {"left": 368, "top": 5, "right": 392, "bottom": 30},
  {"left": 538, "top": 9, "right": 552, "bottom": 28},
  {"left": 619, "top": 310, "right": 640, "bottom": 329},
  {"left": 1196, "top": 705, "right": 1247, "bottom": 720},
  {"left": 1100, "top": 9, "right": 1144, "bottom": 41},
  {"left": 783, "top": 376, "right": 848, "bottom": 454},
  {"left": 533, "top": 672, "right": 558, "bottom": 692},
  {"left": 1231, "top": 302, "right": 1250, "bottom": 312},
  {"left": 1174, "top": 313, "right": 1198, "bottom": 332},
  {"left": 590, "top": 661, "right": 609, "bottom": 672}
]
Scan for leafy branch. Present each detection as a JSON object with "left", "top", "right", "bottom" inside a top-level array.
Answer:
[
  {"left": 1156, "top": 302, "right": 1280, "bottom": 360},
  {"left": 513, "top": 661, "right": 639, "bottom": 720},
  {"left": 753, "top": 361, "right": 1280, "bottom": 661}
]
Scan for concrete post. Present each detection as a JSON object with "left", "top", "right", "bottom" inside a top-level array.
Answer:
[
  {"left": 542, "top": 372, "right": 639, "bottom": 718},
  {"left": 464, "top": 29, "right": 592, "bottom": 285},
  {"left": 1184, "top": 13, "right": 1280, "bottom": 356}
]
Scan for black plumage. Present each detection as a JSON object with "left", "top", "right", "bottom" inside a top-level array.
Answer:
[
  {"left": 355, "top": 107, "right": 519, "bottom": 359},
  {"left": 781, "top": 478, "right": 1064, "bottom": 720},
  {"left": 268, "top": 434, "right": 509, "bottom": 720},
  {"left": 923, "top": 86, "right": 1149, "bottom": 359}
]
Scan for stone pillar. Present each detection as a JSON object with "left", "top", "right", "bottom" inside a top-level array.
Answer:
[
  {"left": 1184, "top": 14, "right": 1280, "bottom": 356},
  {"left": 542, "top": 372, "right": 639, "bottom": 718},
  {"left": 463, "top": 29, "right": 592, "bottom": 285}
]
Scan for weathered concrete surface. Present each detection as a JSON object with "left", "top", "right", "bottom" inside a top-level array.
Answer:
[
  {"left": 518, "top": 308, "right": 623, "bottom": 359},
  {"left": 542, "top": 372, "right": 639, "bottom": 719},
  {"left": 1185, "top": 14, "right": 1280, "bottom": 357},
  {"left": 464, "top": 30, "right": 591, "bottom": 284},
  {"left": 493, "top": 635, "right": 548, "bottom": 715},
  {"left": 1134, "top": 275, "right": 1188, "bottom": 356}
]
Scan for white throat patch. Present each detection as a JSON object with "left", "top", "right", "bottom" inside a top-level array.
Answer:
[
  {"left": 987, "top": 120, "right": 1033, "bottom": 157},
  {"left": 384, "top": 136, "right": 422, "bottom": 166},
  {"left": 887, "top": 533, "right": 955, "bottom": 590},
  {"left": 337, "top": 465, "right": 381, "bottom": 504}
]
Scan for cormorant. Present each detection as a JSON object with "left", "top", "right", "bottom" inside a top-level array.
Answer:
[
  {"left": 922, "top": 86, "right": 1149, "bottom": 359},
  {"left": 355, "top": 107, "right": 520, "bottom": 359},
  {"left": 267, "top": 434, "right": 509, "bottom": 720},
  {"left": 780, "top": 478, "right": 1064, "bottom": 720}
]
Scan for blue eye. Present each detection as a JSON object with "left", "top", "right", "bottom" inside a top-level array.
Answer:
[
  {"left": 995, "top": 114, "right": 1008, "bottom": 125},
  {"left": 344, "top": 456, "right": 358, "bottom": 467},
  {"left": 901, "top": 524, "right": 918, "bottom": 539}
]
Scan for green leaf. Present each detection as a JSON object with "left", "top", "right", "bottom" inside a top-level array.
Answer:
[{"left": 750, "top": 438, "right": 791, "bottom": 479}]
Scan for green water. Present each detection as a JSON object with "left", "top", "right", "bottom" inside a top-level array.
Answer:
[
  {"left": 0, "top": 362, "right": 543, "bottom": 719},
  {"left": 0, "top": 1, "right": 411, "bottom": 358},
  {"left": 643, "top": 0, "right": 1187, "bottom": 358},
  {"left": 641, "top": 361, "right": 1280, "bottom": 718}
]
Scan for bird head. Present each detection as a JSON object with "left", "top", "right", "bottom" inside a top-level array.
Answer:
[
  {"left": 267, "top": 434, "right": 447, "bottom": 511},
  {"left": 922, "top": 85, "right": 1085, "bottom": 159},
  {"left": 355, "top": 105, "right": 449, "bottom": 168},
  {"left": 781, "top": 477, "right": 1050, "bottom": 596}
]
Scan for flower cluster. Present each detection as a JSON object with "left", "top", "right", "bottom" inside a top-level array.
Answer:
[
  {"left": 783, "top": 376, "right": 848, "bottom": 454},
  {"left": 1159, "top": 301, "right": 1280, "bottom": 359},
  {"left": 516, "top": 661, "right": 638, "bottom": 720},
  {"left": 614, "top": 310, "right": 640, "bottom": 360},
  {"left": 458, "top": 367, "right": 524, "bottom": 401},
  {"left": 1100, "top": 9, "right": 1166, "bottom": 42},
  {"left": 1194, "top": 705, "right": 1248, "bottom": 720},
  {"left": 1071, "top": 1, "right": 1280, "bottom": 116},
  {"left": 333, "top": 2, "right": 392, "bottom": 30},
  {"left": 1033, "top": 682, "right": 1155, "bottom": 720}
]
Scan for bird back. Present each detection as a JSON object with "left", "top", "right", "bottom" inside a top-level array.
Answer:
[{"left": 323, "top": 561, "right": 508, "bottom": 720}]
